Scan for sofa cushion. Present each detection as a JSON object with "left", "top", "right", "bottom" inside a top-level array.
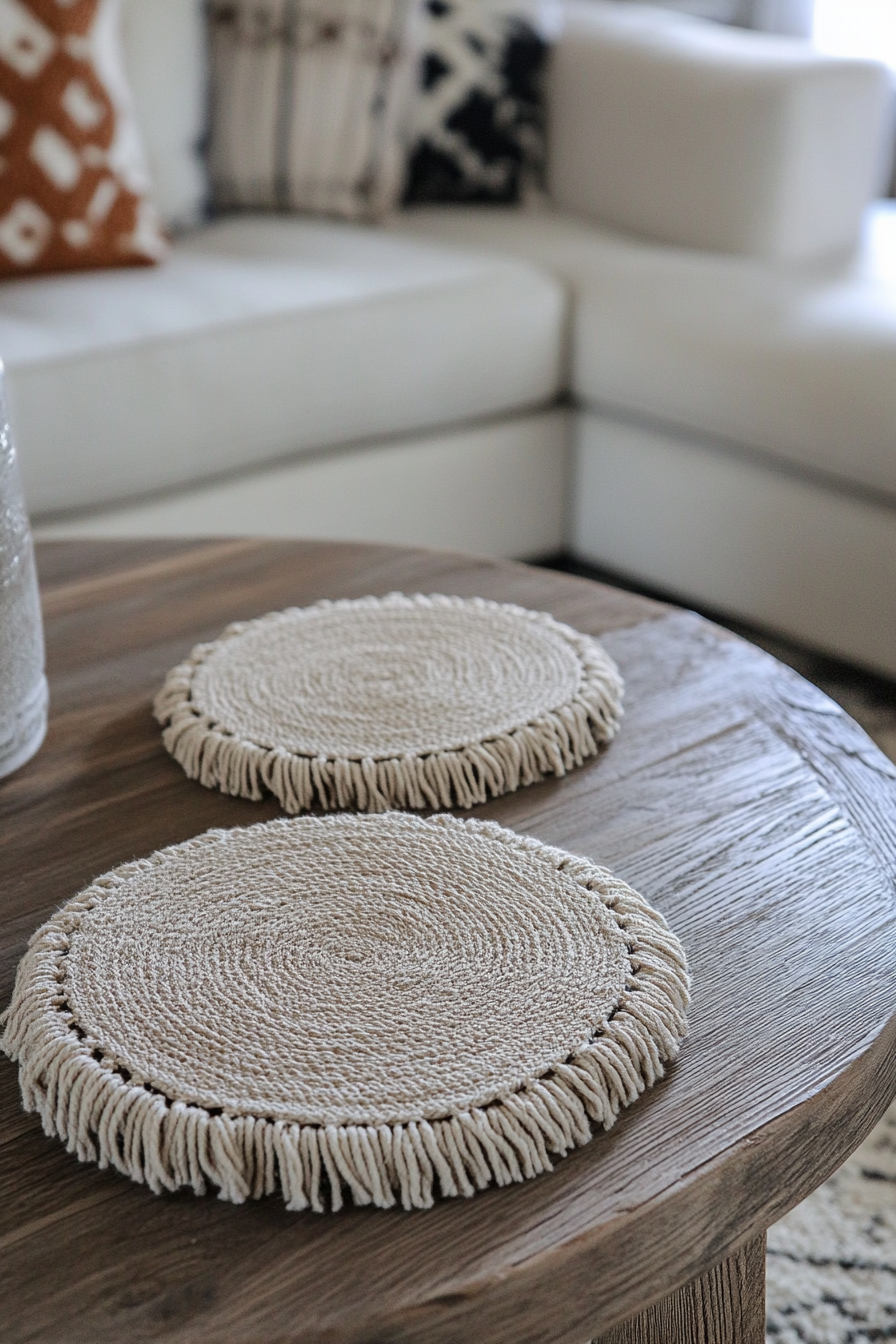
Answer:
[
  {"left": 121, "top": 0, "right": 207, "bottom": 231},
  {"left": 0, "top": 214, "right": 564, "bottom": 515},
  {"left": 394, "top": 202, "right": 896, "bottom": 500}
]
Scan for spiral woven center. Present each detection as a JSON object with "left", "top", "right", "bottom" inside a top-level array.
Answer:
[
  {"left": 62, "top": 815, "right": 629, "bottom": 1127},
  {"left": 189, "top": 599, "right": 585, "bottom": 758}
]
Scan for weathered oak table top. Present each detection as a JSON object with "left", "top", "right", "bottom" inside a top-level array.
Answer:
[{"left": 2, "top": 539, "right": 896, "bottom": 1344}]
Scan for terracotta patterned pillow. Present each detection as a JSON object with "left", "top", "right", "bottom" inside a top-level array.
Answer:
[{"left": 0, "top": 0, "right": 166, "bottom": 278}]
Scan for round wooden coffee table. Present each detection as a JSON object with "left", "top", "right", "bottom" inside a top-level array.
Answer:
[{"left": 2, "top": 539, "right": 895, "bottom": 1344}]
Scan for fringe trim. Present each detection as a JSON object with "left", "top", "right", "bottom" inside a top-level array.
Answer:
[
  {"left": 152, "top": 594, "right": 624, "bottom": 813},
  {"left": 0, "top": 817, "right": 688, "bottom": 1213}
]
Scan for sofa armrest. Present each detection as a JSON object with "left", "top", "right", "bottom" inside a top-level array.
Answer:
[{"left": 547, "top": 1, "right": 893, "bottom": 262}]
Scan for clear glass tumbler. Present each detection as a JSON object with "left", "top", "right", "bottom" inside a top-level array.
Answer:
[{"left": 0, "top": 367, "right": 47, "bottom": 779}]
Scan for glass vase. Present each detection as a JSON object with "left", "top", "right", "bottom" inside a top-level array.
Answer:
[{"left": 0, "top": 369, "right": 47, "bottom": 779}]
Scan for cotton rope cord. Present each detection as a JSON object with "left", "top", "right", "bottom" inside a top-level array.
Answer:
[
  {"left": 1, "top": 813, "right": 689, "bottom": 1213},
  {"left": 153, "top": 593, "right": 624, "bottom": 812}
]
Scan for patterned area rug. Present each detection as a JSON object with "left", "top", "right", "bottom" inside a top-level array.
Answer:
[
  {"left": 766, "top": 1105, "right": 896, "bottom": 1342},
  {"left": 542, "top": 555, "right": 896, "bottom": 1344}
]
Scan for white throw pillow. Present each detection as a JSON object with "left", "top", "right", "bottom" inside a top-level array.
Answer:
[
  {"left": 206, "top": 0, "right": 421, "bottom": 220},
  {"left": 121, "top": 0, "right": 208, "bottom": 231}
]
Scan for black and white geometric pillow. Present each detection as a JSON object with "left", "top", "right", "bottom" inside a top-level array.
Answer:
[{"left": 402, "top": 0, "right": 551, "bottom": 206}]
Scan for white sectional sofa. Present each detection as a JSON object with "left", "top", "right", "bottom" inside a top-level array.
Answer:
[{"left": 14, "top": 2, "right": 896, "bottom": 674}]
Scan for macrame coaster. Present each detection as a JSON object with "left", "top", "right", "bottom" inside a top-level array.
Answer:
[
  {"left": 1, "top": 813, "right": 689, "bottom": 1213},
  {"left": 153, "top": 593, "right": 624, "bottom": 812}
]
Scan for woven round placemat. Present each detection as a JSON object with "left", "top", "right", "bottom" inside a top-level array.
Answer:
[
  {"left": 153, "top": 594, "right": 624, "bottom": 812},
  {"left": 1, "top": 814, "right": 688, "bottom": 1213}
]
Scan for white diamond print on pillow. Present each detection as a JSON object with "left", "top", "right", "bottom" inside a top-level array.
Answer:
[
  {"left": 0, "top": 196, "right": 49, "bottom": 262},
  {"left": 403, "top": 0, "right": 552, "bottom": 206},
  {"left": 61, "top": 77, "right": 107, "bottom": 131},
  {"left": 207, "top": 0, "right": 419, "bottom": 220},
  {"left": 0, "top": 0, "right": 165, "bottom": 278},
  {"left": 0, "top": 0, "right": 56, "bottom": 80},
  {"left": 30, "top": 124, "right": 82, "bottom": 189}
]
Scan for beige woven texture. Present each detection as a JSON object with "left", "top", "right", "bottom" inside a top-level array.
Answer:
[
  {"left": 1, "top": 814, "right": 689, "bottom": 1213},
  {"left": 154, "top": 594, "right": 624, "bottom": 811}
]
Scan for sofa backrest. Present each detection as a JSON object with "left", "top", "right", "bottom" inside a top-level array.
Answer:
[
  {"left": 548, "top": 1, "right": 893, "bottom": 262},
  {"left": 121, "top": 0, "right": 208, "bottom": 231},
  {"left": 118, "top": 0, "right": 893, "bottom": 264}
]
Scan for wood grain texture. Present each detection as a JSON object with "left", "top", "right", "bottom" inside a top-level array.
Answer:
[
  {"left": 2, "top": 539, "right": 896, "bottom": 1344},
  {"left": 596, "top": 1235, "right": 767, "bottom": 1344}
]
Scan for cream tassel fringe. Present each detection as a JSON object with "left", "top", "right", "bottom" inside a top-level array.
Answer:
[
  {"left": 0, "top": 853, "right": 688, "bottom": 1213},
  {"left": 152, "top": 594, "right": 625, "bottom": 814}
]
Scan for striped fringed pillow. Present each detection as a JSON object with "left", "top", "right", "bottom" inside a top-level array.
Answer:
[{"left": 207, "top": 0, "right": 419, "bottom": 220}]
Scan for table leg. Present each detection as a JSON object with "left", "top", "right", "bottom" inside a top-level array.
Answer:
[{"left": 593, "top": 1233, "right": 767, "bottom": 1344}]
